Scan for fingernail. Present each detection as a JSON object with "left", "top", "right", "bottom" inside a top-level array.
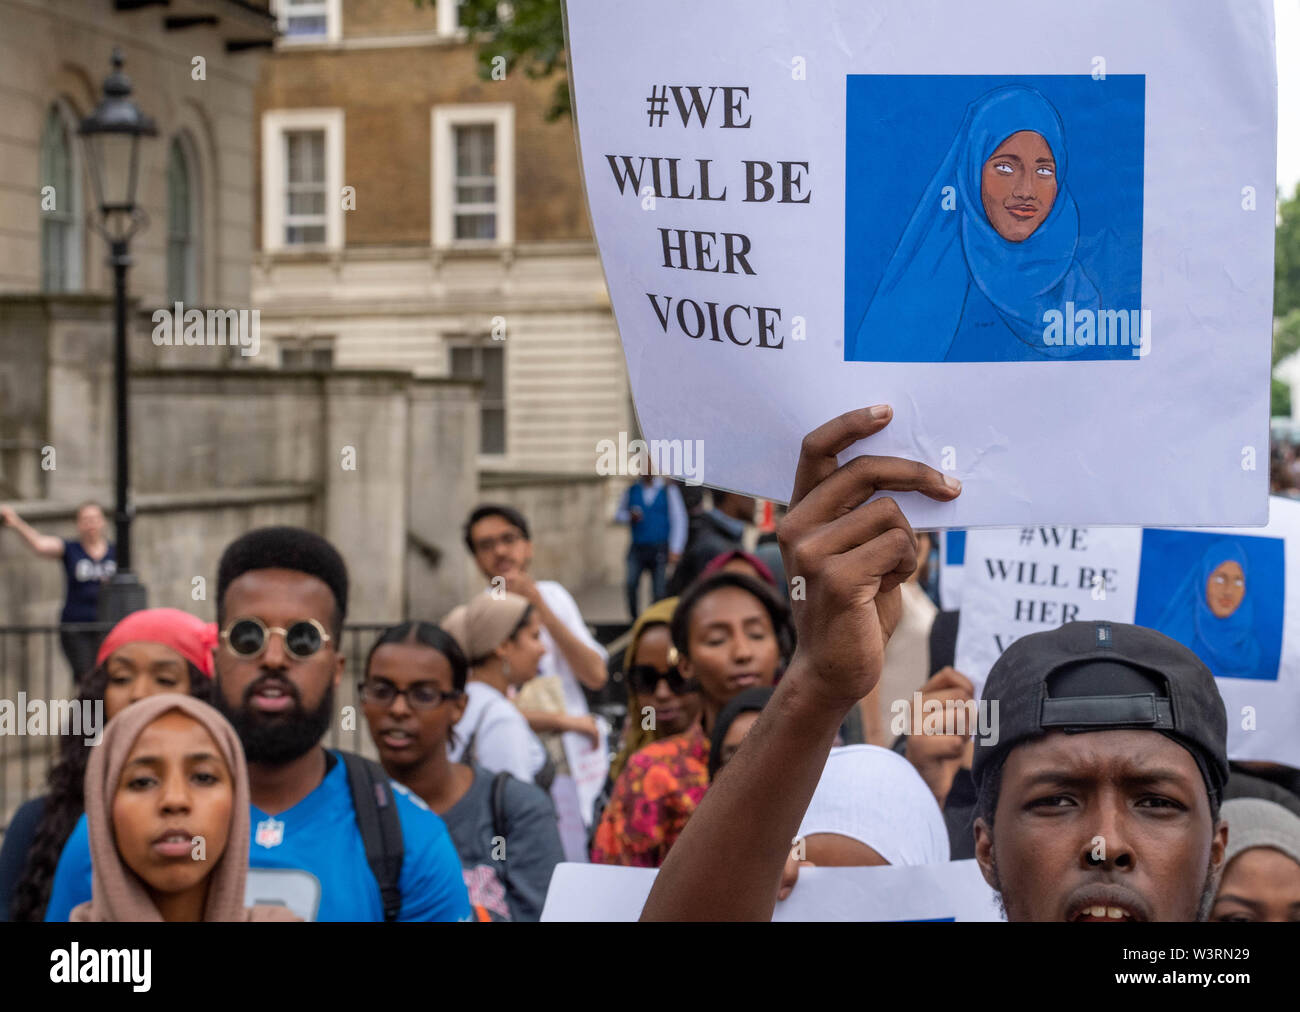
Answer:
[
  {"left": 870, "top": 404, "right": 890, "bottom": 419},
  {"left": 944, "top": 475, "right": 962, "bottom": 491}
]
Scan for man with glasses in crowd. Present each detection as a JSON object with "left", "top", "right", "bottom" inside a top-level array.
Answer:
[
  {"left": 44, "top": 526, "right": 471, "bottom": 922},
  {"left": 463, "top": 504, "right": 609, "bottom": 725}
]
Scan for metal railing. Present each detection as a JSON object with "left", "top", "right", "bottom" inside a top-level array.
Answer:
[{"left": 0, "top": 621, "right": 633, "bottom": 830}]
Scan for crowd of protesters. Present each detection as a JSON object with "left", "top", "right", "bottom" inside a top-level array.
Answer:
[{"left": 1, "top": 407, "right": 1299, "bottom": 922}]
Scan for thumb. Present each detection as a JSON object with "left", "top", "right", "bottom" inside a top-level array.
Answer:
[{"left": 777, "top": 858, "right": 815, "bottom": 902}]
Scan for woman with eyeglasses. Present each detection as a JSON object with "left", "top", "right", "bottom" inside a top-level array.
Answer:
[
  {"left": 360, "top": 622, "right": 563, "bottom": 921},
  {"left": 1, "top": 608, "right": 216, "bottom": 922},
  {"left": 590, "top": 573, "right": 793, "bottom": 867}
]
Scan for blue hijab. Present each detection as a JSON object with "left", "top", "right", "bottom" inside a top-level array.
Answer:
[
  {"left": 1155, "top": 540, "right": 1260, "bottom": 677},
  {"left": 849, "top": 85, "right": 1100, "bottom": 362}
]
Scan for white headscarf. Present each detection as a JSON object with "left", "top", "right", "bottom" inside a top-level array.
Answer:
[{"left": 797, "top": 745, "right": 950, "bottom": 866}]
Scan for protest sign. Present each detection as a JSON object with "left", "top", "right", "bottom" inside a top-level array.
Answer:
[
  {"left": 953, "top": 498, "right": 1300, "bottom": 766},
  {"left": 565, "top": 0, "right": 1275, "bottom": 528},
  {"left": 541, "top": 860, "right": 1002, "bottom": 922},
  {"left": 562, "top": 716, "right": 610, "bottom": 829},
  {"left": 939, "top": 531, "right": 967, "bottom": 611}
]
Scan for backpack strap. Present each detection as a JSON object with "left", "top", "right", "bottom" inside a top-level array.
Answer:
[
  {"left": 490, "top": 771, "right": 511, "bottom": 884},
  {"left": 460, "top": 702, "right": 491, "bottom": 769},
  {"left": 341, "top": 751, "right": 404, "bottom": 923},
  {"left": 490, "top": 770, "right": 511, "bottom": 841}
]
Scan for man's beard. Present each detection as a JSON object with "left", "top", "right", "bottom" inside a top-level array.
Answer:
[
  {"left": 991, "top": 849, "right": 1222, "bottom": 922},
  {"left": 216, "top": 677, "right": 335, "bottom": 766}
]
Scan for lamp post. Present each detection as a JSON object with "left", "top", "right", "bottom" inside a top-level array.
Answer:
[{"left": 79, "top": 48, "right": 156, "bottom": 624}]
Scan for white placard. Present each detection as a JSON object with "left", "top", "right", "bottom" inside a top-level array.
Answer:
[
  {"left": 954, "top": 498, "right": 1300, "bottom": 766},
  {"left": 939, "top": 531, "right": 967, "bottom": 611},
  {"left": 562, "top": 717, "right": 611, "bottom": 830},
  {"left": 541, "top": 860, "right": 1002, "bottom": 922},
  {"left": 566, "top": 0, "right": 1275, "bottom": 528}
]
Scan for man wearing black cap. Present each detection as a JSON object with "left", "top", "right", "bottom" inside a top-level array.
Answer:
[
  {"left": 641, "top": 406, "right": 1228, "bottom": 922},
  {"left": 971, "top": 621, "right": 1229, "bottom": 922}
]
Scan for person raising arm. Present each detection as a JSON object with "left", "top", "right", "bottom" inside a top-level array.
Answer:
[
  {"left": 640, "top": 405, "right": 961, "bottom": 921},
  {"left": 0, "top": 505, "right": 66, "bottom": 558}
]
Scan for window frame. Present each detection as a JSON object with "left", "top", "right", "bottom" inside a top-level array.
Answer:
[
  {"left": 448, "top": 338, "right": 507, "bottom": 457},
  {"left": 274, "top": 0, "right": 341, "bottom": 44},
  {"left": 431, "top": 104, "right": 514, "bottom": 248},
  {"left": 262, "top": 109, "right": 345, "bottom": 253},
  {"left": 436, "top": 0, "right": 465, "bottom": 36},
  {"left": 166, "top": 134, "right": 200, "bottom": 305},
  {"left": 278, "top": 335, "right": 336, "bottom": 370},
  {"left": 39, "top": 100, "right": 84, "bottom": 293}
]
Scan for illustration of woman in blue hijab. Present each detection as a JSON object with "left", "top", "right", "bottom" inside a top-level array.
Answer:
[
  {"left": 848, "top": 85, "right": 1100, "bottom": 362},
  {"left": 1155, "top": 540, "right": 1261, "bottom": 679}
]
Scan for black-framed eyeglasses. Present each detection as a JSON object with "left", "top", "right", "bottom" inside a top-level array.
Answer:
[
  {"left": 628, "top": 665, "right": 696, "bottom": 695},
  {"left": 358, "top": 678, "right": 462, "bottom": 710},
  {"left": 221, "top": 617, "right": 331, "bottom": 660},
  {"left": 471, "top": 530, "right": 524, "bottom": 555}
]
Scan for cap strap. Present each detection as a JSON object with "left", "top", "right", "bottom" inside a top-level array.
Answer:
[{"left": 1041, "top": 693, "right": 1174, "bottom": 728}]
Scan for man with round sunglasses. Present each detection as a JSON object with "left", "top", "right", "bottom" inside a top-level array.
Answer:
[{"left": 44, "top": 526, "right": 471, "bottom": 923}]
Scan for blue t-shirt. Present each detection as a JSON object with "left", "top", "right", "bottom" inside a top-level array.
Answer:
[
  {"left": 60, "top": 540, "right": 116, "bottom": 623},
  {"left": 44, "top": 751, "right": 471, "bottom": 922}
]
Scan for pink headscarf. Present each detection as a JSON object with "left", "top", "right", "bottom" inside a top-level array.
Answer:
[{"left": 70, "top": 694, "right": 297, "bottom": 922}]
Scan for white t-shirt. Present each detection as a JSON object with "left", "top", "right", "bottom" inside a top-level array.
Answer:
[
  {"left": 448, "top": 682, "right": 547, "bottom": 782},
  {"left": 535, "top": 580, "right": 608, "bottom": 716}
]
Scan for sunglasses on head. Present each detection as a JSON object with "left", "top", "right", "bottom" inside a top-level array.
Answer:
[
  {"left": 221, "top": 617, "right": 331, "bottom": 660},
  {"left": 628, "top": 665, "right": 696, "bottom": 695}
]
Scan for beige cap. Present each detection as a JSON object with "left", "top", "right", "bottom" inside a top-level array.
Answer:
[{"left": 440, "top": 591, "right": 532, "bottom": 664}]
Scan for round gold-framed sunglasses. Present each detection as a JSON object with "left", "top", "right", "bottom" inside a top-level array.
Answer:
[{"left": 221, "top": 617, "right": 332, "bottom": 660}]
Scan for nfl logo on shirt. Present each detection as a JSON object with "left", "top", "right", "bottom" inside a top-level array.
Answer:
[{"left": 255, "top": 816, "right": 285, "bottom": 848}]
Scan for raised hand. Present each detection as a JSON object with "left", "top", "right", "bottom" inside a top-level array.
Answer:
[{"left": 778, "top": 405, "right": 961, "bottom": 709}]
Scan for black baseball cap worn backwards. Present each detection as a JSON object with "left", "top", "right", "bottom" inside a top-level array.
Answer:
[{"left": 971, "top": 621, "right": 1229, "bottom": 803}]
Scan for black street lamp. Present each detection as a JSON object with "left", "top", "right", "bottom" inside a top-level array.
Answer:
[{"left": 79, "top": 48, "right": 156, "bottom": 624}]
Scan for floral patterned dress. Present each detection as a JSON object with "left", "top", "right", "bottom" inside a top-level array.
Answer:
[{"left": 589, "top": 726, "right": 710, "bottom": 867}]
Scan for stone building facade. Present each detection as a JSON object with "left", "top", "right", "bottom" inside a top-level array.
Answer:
[{"left": 251, "top": 1, "right": 633, "bottom": 496}]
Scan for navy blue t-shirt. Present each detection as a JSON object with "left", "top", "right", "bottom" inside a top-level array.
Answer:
[
  {"left": 44, "top": 751, "right": 471, "bottom": 922},
  {"left": 60, "top": 540, "right": 116, "bottom": 623}
]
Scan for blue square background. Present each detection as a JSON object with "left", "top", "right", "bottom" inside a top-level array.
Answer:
[
  {"left": 844, "top": 74, "right": 1145, "bottom": 362},
  {"left": 1134, "top": 530, "right": 1284, "bottom": 682}
]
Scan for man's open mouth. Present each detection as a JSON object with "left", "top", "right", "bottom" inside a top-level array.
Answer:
[
  {"left": 1069, "top": 904, "right": 1136, "bottom": 922},
  {"left": 249, "top": 680, "right": 297, "bottom": 713},
  {"left": 1064, "top": 884, "right": 1151, "bottom": 922}
]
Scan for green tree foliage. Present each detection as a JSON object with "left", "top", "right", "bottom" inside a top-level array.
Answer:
[
  {"left": 1278, "top": 184, "right": 1300, "bottom": 319},
  {"left": 1271, "top": 187, "right": 1300, "bottom": 417},
  {"left": 1273, "top": 375, "right": 1292, "bottom": 418},
  {"left": 416, "top": 0, "right": 569, "bottom": 120}
]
